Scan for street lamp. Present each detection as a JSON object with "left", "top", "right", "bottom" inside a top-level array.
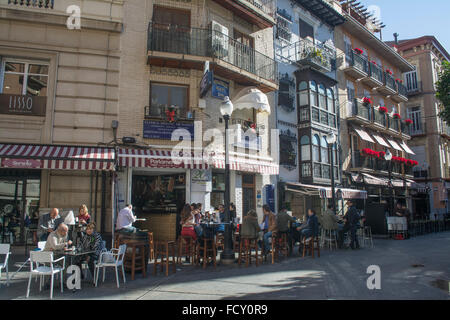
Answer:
[
  {"left": 220, "top": 96, "right": 235, "bottom": 264},
  {"left": 384, "top": 149, "right": 394, "bottom": 215},
  {"left": 326, "top": 131, "right": 337, "bottom": 215}
]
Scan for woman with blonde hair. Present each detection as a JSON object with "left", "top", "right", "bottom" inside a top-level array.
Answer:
[{"left": 78, "top": 204, "right": 91, "bottom": 225}]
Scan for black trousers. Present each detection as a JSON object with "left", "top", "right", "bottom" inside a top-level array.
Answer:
[{"left": 338, "top": 224, "right": 359, "bottom": 248}]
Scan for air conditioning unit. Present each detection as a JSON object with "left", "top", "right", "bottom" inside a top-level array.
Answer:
[{"left": 211, "top": 21, "right": 229, "bottom": 58}]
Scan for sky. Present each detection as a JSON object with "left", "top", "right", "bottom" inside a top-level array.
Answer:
[{"left": 358, "top": 0, "right": 450, "bottom": 52}]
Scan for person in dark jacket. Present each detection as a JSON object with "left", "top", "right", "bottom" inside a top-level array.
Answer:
[
  {"left": 277, "top": 208, "right": 297, "bottom": 255},
  {"left": 338, "top": 200, "right": 360, "bottom": 249},
  {"left": 240, "top": 210, "right": 261, "bottom": 239},
  {"left": 297, "top": 209, "right": 319, "bottom": 251}
]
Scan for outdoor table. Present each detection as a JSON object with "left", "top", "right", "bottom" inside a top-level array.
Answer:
[
  {"left": 200, "top": 222, "right": 228, "bottom": 239},
  {"left": 54, "top": 248, "right": 95, "bottom": 269}
]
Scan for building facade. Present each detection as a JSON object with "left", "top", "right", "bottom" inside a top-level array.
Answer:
[
  {"left": 115, "top": 0, "right": 279, "bottom": 241},
  {"left": 333, "top": 1, "right": 415, "bottom": 224},
  {"left": 387, "top": 36, "right": 450, "bottom": 218},
  {"left": 0, "top": 0, "right": 123, "bottom": 243},
  {"left": 274, "top": 0, "right": 346, "bottom": 218}
]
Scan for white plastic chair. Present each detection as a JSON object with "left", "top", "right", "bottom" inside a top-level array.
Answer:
[
  {"left": 94, "top": 244, "right": 126, "bottom": 288},
  {"left": 26, "top": 251, "right": 65, "bottom": 299},
  {"left": 0, "top": 244, "right": 11, "bottom": 287}
]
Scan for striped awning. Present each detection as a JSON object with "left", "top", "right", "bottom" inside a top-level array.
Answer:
[
  {"left": 209, "top": 153, "right": 279, "bottom": 175},
  {"left": 0, "top": 144, "right": 115, "bottom": 171},
  {"left": 118, "top": 148, "right": 208, "bottom": 169}
]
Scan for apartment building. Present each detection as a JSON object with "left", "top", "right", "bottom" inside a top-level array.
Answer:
[
  {"left": 333, "top": 1, "right": 416, "bottom": 224},
  {"left": 387, "top": 36, "right": 450, "bottom": 218},
  {"left": 114, "top": 0, "right": 279, "bottom": 240},
  {"left": 0, "top": 0, "right": 123, "bottom": 243}
]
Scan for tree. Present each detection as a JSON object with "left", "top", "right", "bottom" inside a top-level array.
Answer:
[{"left": 437, "top": 61, "right": 450, "bottom": 123}]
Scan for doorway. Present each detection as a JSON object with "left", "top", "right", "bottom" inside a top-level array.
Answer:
[{"left": 242, "top": 174, "right": 256, "bottom": 215}]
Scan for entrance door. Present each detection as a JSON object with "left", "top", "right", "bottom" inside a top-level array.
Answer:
[
  {"left": 242, "top": 174, "right": 256, "bottom": 215},
  {"left": 0, "top": 175, "right": 40, "bottom": 244}
]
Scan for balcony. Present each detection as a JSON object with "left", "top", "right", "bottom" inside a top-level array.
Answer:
[
  {"left": 387, "top": 116, "right": 400, "bottom": 133},
  {"left": 351, "top": 152, "right": 405, "bottom": 175},
  {"left": 211, "top": 0, "right": 275, "bottom": 29},
  {"left": 7, "top": 0, "right": 54, "bottom": 9},
  {"left": 145, "top": 105, "right": 193, "bottom": 122},
  {"left": 147, "top": 23, "right": 278, "bottom": 92},
  {"left": 407, "top": 122, "right": 426, "bottom": 136},
  {"left": 281, "top": 39, "right": 334, "bottom": 73},
  {"left": 348, "top": 99, "right": 371, "bottom": 123},
  {"left": 378, "top": 72, "right": 397, "bottom": 96},
  {"left": 392, "top": 81, "right": 408, "bottom": 103},
  {"left": 407, "top": 81, "right": 423, "bottom": 96},
  {"left": 373, "top": 109, "right": 386, "bottom": 128},
  {"left": 363, "top": 62, "right": 384, "bottom": 88},
  {"left": 344, "top": 51, "right": 368, "bottom": 79}
]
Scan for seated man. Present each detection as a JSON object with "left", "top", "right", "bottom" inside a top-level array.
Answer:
[
  {"left": 116, "top": 204, "right": 138, "bottom": 234},
  {"left": 262, "top": 205, "right": 277, "bottom": 255},
  {"left": 276, "top": 208, "right": 297, "bottom": 254},
  {"left": 296, "top": 209, "right": 319, "bottom": 252},
  {"left": 44, "top": 223, "right": 72, "bottom": 251},
  {"left": 76, "top": 222, "right": 105, "bottom": 279},
  {"left": 38, "top": 208, "right": 63, "bottom": 242}
]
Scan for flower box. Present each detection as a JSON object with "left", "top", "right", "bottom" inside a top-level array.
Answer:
[
  {"left": 405, "top": 119, "right": 413, "bottom": 125},
  {"left": 354, "top": 48, "right": 363, "bottom": 55},
  {"left": 362, "top": 97, "right": 373, "bottom": 106},
  {"left": 395, "top": 78, "right": 403, "bottom": 83},
  {"left": 379, "top": 106, "right": 388, "bottom": 113},
  {"left": 386, "top": 69, "right": 393, "bottom": 75},
  {"left": 393, "top": 113, "right": 401, "bottom": 119}
]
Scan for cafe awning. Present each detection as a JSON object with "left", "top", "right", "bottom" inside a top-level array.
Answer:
[
  {"left": 362, "top": 173, "right": 388, "bottom": 186},
  {"left": 399, "top": 140, "right": 415, "bottom": 155},
  {"left": 285, "top": 182, "right": 367, "bottom": 199},
  {"left": 210, "top": 152, "right": 279, "bottom": 175},
  {"left": 232, "top": 87, "right": 271, "bottom": 114},
  {"left": 118, "top": 148, "right": 208, "bottom": 169},
  {"left": 353, "top": 127, "right": 375, "bottom": 143},
  {"left": 0, "top": 143, "right": 115, "bottom": 170}
]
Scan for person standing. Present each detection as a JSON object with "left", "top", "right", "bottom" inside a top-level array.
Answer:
[
  {"left": 38, "top": 208, "right": 63, "bottom": 241},
  {"left": 338, "top": 200, "right": 360, "bottom": 249}
]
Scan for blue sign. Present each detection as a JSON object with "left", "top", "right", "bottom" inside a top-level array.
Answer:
[
  {"left": 200, "top": 70, "right": 213, "bottom": 98},
  {"left": 143, "top": 120, "right": 194, "bottom": 141},
  {"left": 212, "top": 78, "right": 229, "bottom": 99},
  {"left": 264, "top": 184, "right": 275, "bottom": 213}
]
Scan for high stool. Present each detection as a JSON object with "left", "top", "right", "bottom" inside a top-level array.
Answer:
[
  {"left": 272, "top": 232, "right": 289, "bottom": 264},
  {"left": 154, "top": 240, "right": 177, "bottom": 276},
  {"left": 148, "top": 232, "right": 155, "bottom": 262},
  {"left": 320, "top": 228, "right": 338, "bottom": 250},
  {"left": 216, "top": 233, "right": 225, "bottom": 252},
  {"left": 302, "top": 236, "right": 320, "bottom": 258},
  {"left": 233, "top": 232, "right": 240, "bottom": 252},
  {"left": 238, "top": 238, "right": 260, "bottom": 267},
  {"left": 123, "top": 240, "right": 147, "bottom": 281},
  {"left": 114, "top": 233, "right": 121, "bottom": 249},
  {"left": 177, "top": 235, "right": 196, "bottom": 265},
  {"left": 197, "top": 237, "right": 216, "bottom": 269}
]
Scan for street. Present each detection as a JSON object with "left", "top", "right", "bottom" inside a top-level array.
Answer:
[{"left": 1, "top": 232, "right": 449, "bottom": 300}]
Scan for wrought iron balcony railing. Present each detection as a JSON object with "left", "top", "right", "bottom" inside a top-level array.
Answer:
[
  {"left": 348, "top": 51, "right": 369, "bottom": 74},
  {"left": 350, "top": 99, "right": 371, "bottom": 121},
  {"left": 384, "top": 72, "right": 397, "bottom": 92},
  {"left": 368, "top": 63, "right": 383, "bottom": 83},
  {"left": 387, "top": 116, "right": 400, "bottom": 132},
  {"left": 241, "top": 0, "right": 276, "bottom": 18},
  {"left": 145, "top": 105, "right": 193, "bottom": 121},
  {"left": 373, "top": 109, "right": 386, "bottom": 127},
  {"left": 407, "top": 81, "right": 423, "bottom": 95},
  {"left": 281, "top": 38, "right": 334, "bottom": 72},
  {"left": 397, "top": 81, "right": 407, "bottom": 97},
  {"left": 147, "top": 22, "right": 277, "bottom": 83},
  {"left": 407, "top": 121, "right": 426, "bottom": 136},
  {"left": 7, "top": 0, "right": 54, "bottom": 9}
]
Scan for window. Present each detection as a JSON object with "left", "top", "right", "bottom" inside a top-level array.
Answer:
[
  {"left": 344, "top": 35, "right": 352, "bottom": 65},
  {"left": 302, "top": 163, "right": 311, "bottom": 177},
  {"left": 298, "top": 81, "right": 308, "bottom": 106},
  {"left": 299, "top": 18, "right": 314, "bottom": 40},
  {"left": 405, "top": 70, "right": 418, "bottom": 92},
  {"left": 149, "top": 83, "right": 188, "bottom": 119},
  {"left": 318, "top": 84, "right": 326, "bottom": 109},
  {"left": 407, "top": 106, "right": 422, "bottom": 134},
  {"left": 300, "top": 135, "right": 310, "bottom": 161},
  {"left": 327, "top": 88, "right": 335, "bottom": 113},
  {"left": 211, "top": 172, "right": 225, "bottom": 209},
  {"left": 1, "top": 60, "right": 48, "bottom": 97},
  {"left": 321, "top": 136, "right": 329, "bottom": 164},
  {"left": 312, "top": 134, "right": 320, "bottom": 162},
  {"left": 309, "top": 81, "right": 318, "bottom": 107},
  {"left": 153, "top": 5, "right": 190, "bottom": 28}
]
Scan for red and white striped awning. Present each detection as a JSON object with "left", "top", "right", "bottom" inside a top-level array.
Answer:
[
  {"left": 0, "top": 144, "right": 115, "bottom": 171},
  {"left": 118, "top": 148, "right": 208, "bottom": 169},
  {"left": 209, "top": 153, "right": 279, "bottom": 175}
]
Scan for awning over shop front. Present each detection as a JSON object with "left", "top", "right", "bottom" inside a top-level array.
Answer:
[
  {"left": 118, "top": 148, "right": 208, "bottom": 169},
  {"left": 285, "top": 182, "right": 367, "bottom": 199},
  {"left": 362, "top": 173, "right": 388, "bottom": 186},
  {"left": 0, "top": 143, "right": 115, "bottom": 171},
  {"left": 371, "top": 134, "right": 390, "bottom": 148},
  {"left": 385, "top": 138, "right": 403, "bottom": 151},
  {"left": 353, "top": 127, "right": 375, "bottom": 143},
  {"left": 210, "top": 152, "right": 279, "bottom": 175},
  {"left": 399, "top": 140, "right": 415, "bottom": 155}
]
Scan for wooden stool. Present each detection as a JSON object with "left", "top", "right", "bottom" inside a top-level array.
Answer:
[
  {"left": 302, "top": 236, "right": 320, "bottom": 258},
  {"left": 177, "top": 235, "right": 196, "bottom": 265},
  {"left": 272, "top": 232, "right": 289, "bottom": 263},
  {"left": 238, "top": 238, "right": 260, "bottom": 267},
  {"left": 216, "top": 233, "right": 225, "bottom": 252},
  {"left": 114, "top": 233, "right": 121, "bottom": 249},
  {"left": 154, "top": 240, "right": 177, "bottom": 276},
  {"left": 123, "top": 241, "right": 147, "bottom": 281},
  {"left": 197, "top": 237, "right": 216, "bottom": 269},
  {"left": 148, "top": 232, "right": 155, "bottom": 262},
  {"left": 233, "top": 232, "right": 240, "bottom": 252}
]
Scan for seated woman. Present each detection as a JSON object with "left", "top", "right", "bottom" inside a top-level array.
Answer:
[
  {"left": 181, "top": 204, "right": 197, "bottom": 241},
  {"left": 76, "top": 222, "right": 105, "bottom": 280},
  {"left": 78, "top": 204, "right": 91, "bottom": 225},
  {"left": 240, "top": 210, "right": 261, "bottom": 240}
]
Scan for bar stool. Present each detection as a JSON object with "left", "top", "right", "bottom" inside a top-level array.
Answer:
[
  {"left": 177, "top": 235, "right": 196, "bottom": 265},
  {"left": 320, "top": 228, "right": 338, "bottom": 250},
  {"left": 215, "top": 233, "right": 225, "bottom": 252},
  {"left": 272, "top": 232, "right": 289, "bottom": 264},
  {"left": 148, "top": 232, "right": 155, "bottom": 262},
  {"left": 123, "top": 240, "right": 147, "bottom": 281},
  {"left": 154, "top": 240, "right": 177, "bottom": 276},
  {"left": 232, "top": 232, "right": 240, "bottom": 252},
  {"left": 196, "top": 237, "right": 216, "bottom": 269},
  {"left": 238, "top": 238, "right": 260, "bottom": 267},
  {"left": 358, "top": 226, "right": 373, "bottom": 248},
  {"left": 302, "top": 236, "right": 320, "bottom": 258}
]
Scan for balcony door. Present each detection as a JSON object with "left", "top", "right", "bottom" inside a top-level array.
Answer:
[
  {"left": 299, "top": 18, "right": 314, "bottom": 42},
  {"left": 234, "top": 30, "right": 255, "bottom": 73},
  {"left": 407, "top": 106, "right": 422, "bottom": 135},
  {"left": 242, "top": 174, "right": 256, "bottom": 216}
]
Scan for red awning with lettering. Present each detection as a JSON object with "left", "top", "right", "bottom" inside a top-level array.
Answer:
[{"left": 0, "top": 143, "right": 115, "bottom": 171}]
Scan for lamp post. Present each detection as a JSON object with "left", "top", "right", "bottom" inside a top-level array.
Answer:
[
  {"left": 326, "top": 132, "right": 337, "bottom": 215},
  {"left": 384, "top": 149, "right": 394, "bottom": 215},
  {"left": 220, "top": 96, "right": 235, "bottom": 263}
]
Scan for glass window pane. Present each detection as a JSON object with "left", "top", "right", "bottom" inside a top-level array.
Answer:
[
  {"left": 5, "top": 62, "right": 25, "bottom": 73},
  {"left": 27, "top": 75, "right": 47, "bottom": 96},
  {"left": 28, "top": 64, "right": 49, "bottom": 75},
  {"left": 313, "top": 146, "right": 320, "bottom": 162},
  {"left": 310, "top": 81, "right": 317, "bottom": 91},
  {"left": 319, "top": 94, "right": 326, "bottom": 109},
  {"left": 212, "top": 173, "right": 225, "bottom": 191},
  {"left": 2, "top": 73, "right": 24, "bottom": 95},
  {"left": 170, "top": 86, "right": 187, "bottom": 109},
  {"left": 301, "top": 145, "right": 310, "bottom": 161},
  {"left": 300, "top": 135, "right": 310, "bottom": 145},
  {"left": 300, "top": 107, "right": 309, "bottom": 121},
  {"left": 312, "top": 135, "right": 320, "bottom": 145},
  {"left": 321, "top": 147, "right": 329, "bottom": 163},
  {"left": 299, "top": 81, "right": 308, "bottom": 91},
  {"left": 299, "top": 91, "right": 308, "bottom": 106},
  {"left": 302, "top": 163, "right": 311, "bottom": 177}
]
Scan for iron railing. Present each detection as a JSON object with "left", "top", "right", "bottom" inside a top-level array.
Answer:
[
  {"left": 241, "top": 0, "right": 276, "bottom": 18},
  {"left": 348, "top": 51, "right": 369, "bottom": 74},
  {"left": 144, "top": 105, "right": 192, "bottom": 121},
  {"left": 384, "top": 72, "right": 397, "bottom": 92},
  {"left": 369, "top": 63, "right": 383, "bottom": 83},
  {"left": 407, "top": 121, "right": 426, "bottom": 136},
  {"left": 351, "top": 99, "right": 371, "bottom": 121},
  {"left": 7, "top": 0, "right": 54, "bottom": 8},
  {"left": 387, "top": 117, "right": 400, "bottom": 132},
  {"left": 407, "top": 81, "right": 423, "bottom": 95},
  {"left": 373, "top": 109, "right": 386, "bottom": 127},
  {"left": 397, "top": 81, "right": 407, "bottom": 97},
  {"left": 147, "top": 22, "right": 277, "bottom": 83},
  {"left": 281, "top": 38, "right": 334, "bottom": 72}
]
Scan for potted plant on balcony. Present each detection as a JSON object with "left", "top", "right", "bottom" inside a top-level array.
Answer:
[
  {"left": 386, "top": 69, "right": 393, "bottom": 75},
  {"left": 395, "top": 78, "right": 403, "bottom": 84},
  {"left": 405, "top": 118, "right": 413, "bottom": 126},
  {"left": 354, "top": 48, "right": 363, "bottom": 55},
  {"left": 370, "top": 60, "right": 377, "bottom": 65},
  {"left": 165, "top": 105, "right": 176, "bottom": 123},
  {"left": 393, "top": 113, "right": 401, "bottom": 119},
  {"left": 379, "top": 106, "right": 388, "bottom": 113},
  {"left": 362, "top": 97, "right": 372, "bottom": 107}
]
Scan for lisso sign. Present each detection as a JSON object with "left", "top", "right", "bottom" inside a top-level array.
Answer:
[{"left": 0, "top": 94, "right": 47, "bottom": 116}]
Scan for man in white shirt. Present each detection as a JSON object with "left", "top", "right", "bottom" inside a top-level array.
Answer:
[
  {"left": 44, "top": 223, "right": 72, "bottom": 251},
  {"left": 116, "top": 204, "right": 138, "bottom": 233}
]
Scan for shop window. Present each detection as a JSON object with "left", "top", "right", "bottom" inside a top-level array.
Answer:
[
  {"left": 211, "top": 172, "right": 225, "bottom": 210},
  {"left": 1, "top": 59, "right": 48, "bottom": 96},
  {"left": 149, "top": 83, "right": 188, "bottom": 119},
  {"left": 242, "top": 174, "right": 255, "bottom": 215}
]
